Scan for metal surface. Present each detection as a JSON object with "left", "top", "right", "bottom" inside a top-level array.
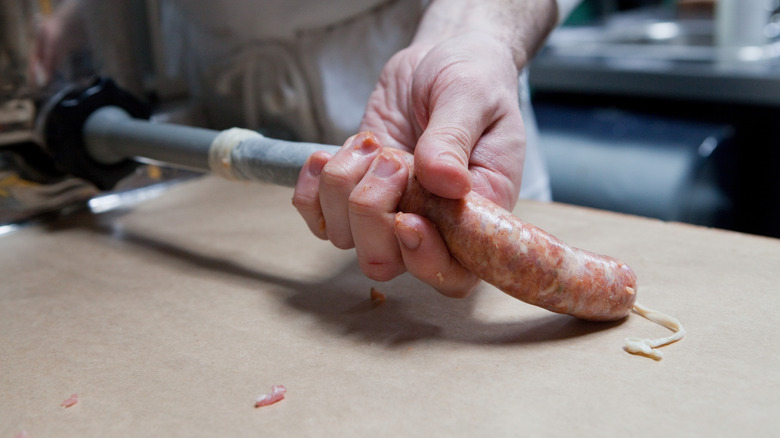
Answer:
[
  {"left": 530, "top": 56, "right": 780, "bottom": 107},
  {"left": 528, "top": 7, "right": 780, "bottom": 238},
  {"left": 85, "top": 106, "right": 217, "bottom": 170},
  {"left": 530, "top": 8, "right": 780, "bottom": 107},
  {"left": 84, "top": 106, "right": 339, "bottom": 187},
  {"left": 534, "top": 102, "right": 735, "bottom": 228}
]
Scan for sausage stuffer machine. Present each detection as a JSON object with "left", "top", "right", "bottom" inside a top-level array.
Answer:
[{"left": 40, "top": 77, "right": 340, "bottom": 191}]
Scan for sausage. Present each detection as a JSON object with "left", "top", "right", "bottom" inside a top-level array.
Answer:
[{"left": 372, "top": 138, "right": 638, "bottom": 322}]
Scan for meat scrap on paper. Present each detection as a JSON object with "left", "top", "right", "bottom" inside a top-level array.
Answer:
[
  {"left": 370, "top": 287, "right": 386, "bottom": 305},
  {"left": 255, "top": 385, "right": 286, "bottom": 408},
  {"left": 61, "top": 393, "right": 79, "bottom": 408}
]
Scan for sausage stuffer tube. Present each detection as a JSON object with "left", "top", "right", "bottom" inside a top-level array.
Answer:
[
  {"left": 39, "top": 77, "right": 338, "bottom": 190},
  {"left": 83, "top": 105, "right": 339, "bottom": 187}
]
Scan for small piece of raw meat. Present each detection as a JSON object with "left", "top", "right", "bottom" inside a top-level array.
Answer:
[
  {"left": 61, "top": 393, "right": 79, "bottom": 408},
  {"left": 370, "top": 287, "right": 386, "bottom": 304},
  {"left": 255, "top": 385, "right": 286, "bottom": 408}
]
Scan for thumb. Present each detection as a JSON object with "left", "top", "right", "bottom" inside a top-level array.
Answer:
[
  {"left": 412, "top": 57, "right": 496, "bottom": 199},
  {"left": 413, "top": 117, "right": 475, "bottom": 199},
  {"left": 414, "top": 90, "right": 500, "bottom": 199}
]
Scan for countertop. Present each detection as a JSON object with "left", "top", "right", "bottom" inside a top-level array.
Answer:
[{"left": 2, "top": 176, "right": 779, "bottom": 436}]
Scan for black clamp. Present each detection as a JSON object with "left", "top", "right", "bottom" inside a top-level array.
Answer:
[{"left": 42, "top": 77, "right": 151, "bottom": 190}]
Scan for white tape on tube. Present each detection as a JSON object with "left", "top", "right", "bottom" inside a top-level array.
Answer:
[{"left": 208, "top": 128, "right": 263, "bottom": 180}]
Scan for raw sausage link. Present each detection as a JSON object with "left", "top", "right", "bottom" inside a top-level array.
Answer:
[
  {"left": 400, "top": 180, "right": 637, "bottom": 321},
  {"left": 373, "top": 137, "right": 638, "bottom": 321}
]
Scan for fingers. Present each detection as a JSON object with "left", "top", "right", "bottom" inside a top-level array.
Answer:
[
  {"left": 319, "top": 133, "right": 384, "bottom": 249},
  {"left": 293, "top": 134, "right": 479, "bottom": 294},
  {"left": 349, "top": 152, "right": 409, "bottom": 281},
  {"left": 294, "top": 136, "right": 410, "bottom": 282},
  {"left": 394, "top": 212, "right": 479, "bottom": 298},
  {"left": 292, "top": 150, "right": 331, "bottom": 240},
  {"left": 293, "top": 133, "right": 382, "bottom": 247}
]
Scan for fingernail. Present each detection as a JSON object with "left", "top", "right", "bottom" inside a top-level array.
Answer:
[
  {"left": 371, "top": 153, "right": 401, "bottom": 178},
  {"left": 353, "top": 132, "right": 380, "bottom": 155},
  {"left": 395, "top": 213, "right": 421, "bottom": 250},
  {"left": 308, "top": 155, "right": 325, "bottom": 177}
]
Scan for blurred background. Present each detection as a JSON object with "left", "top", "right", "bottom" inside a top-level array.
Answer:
[
  {"left": 1, "top": 0, "right": 779, "bottom": 237},
  {"left": 532, "top": 0, "right": 780, "bottom": 239}
]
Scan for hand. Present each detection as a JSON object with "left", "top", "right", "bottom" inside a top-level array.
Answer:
[
  {"left": 293, "top": 32, "right": 526, "bottom": 298},
  {"left": 362, "top": 32, "right": 526, "bottom": 206}
]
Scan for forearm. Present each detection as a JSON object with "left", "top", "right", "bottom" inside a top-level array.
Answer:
[{"left": 412, "top": 0, "right": 559, "bottom": 70}]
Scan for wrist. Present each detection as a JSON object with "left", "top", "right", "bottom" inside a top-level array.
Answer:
[{"left": 412, "top": 0, "right": 558, "bottom": 70}]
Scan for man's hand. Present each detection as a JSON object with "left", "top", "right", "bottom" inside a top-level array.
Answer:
[
  {"left": 293, "top": 33, "right": 524, "bottom": 298},
  {"left": 361, "top": 32, "right": 526, "bottom": 208},
  {"left": 293, "top": 0, "right": 559, "bottom": 298}
]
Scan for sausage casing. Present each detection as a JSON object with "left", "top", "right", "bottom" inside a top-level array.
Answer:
[{"left": 399, "top": 171, "right": 637, "bottom": 322}]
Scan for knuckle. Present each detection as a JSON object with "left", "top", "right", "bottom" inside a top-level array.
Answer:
[
  {"left": 291, "top": 192, "right": 315, "bottom": 212},
  {"left": 428, "top": 125, "right": 472, "bottom": 153},
  {"left": 348, "top": 190, "right": 380, "bottom": 220},
  {"left": 361, "top": 260, "right": 405, "bottom": 282},
  {"left": 319, "top": 162, "right": 354, "bottom": 189},
  {"left": 329, "top": 234, "right": 355, "bottom": 250}
]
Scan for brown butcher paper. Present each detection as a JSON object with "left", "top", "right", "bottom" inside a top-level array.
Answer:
[{"left": 1, "top": 176, "right": 779, "bottom": 437}]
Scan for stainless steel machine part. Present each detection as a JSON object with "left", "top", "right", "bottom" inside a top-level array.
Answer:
[{"left": 83, "top": 106, "right": 340, "bottom": 187}]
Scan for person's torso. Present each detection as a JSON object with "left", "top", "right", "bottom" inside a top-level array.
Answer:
[{"left": 170, "top": 0, "right": 389, "bottom": 40}]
